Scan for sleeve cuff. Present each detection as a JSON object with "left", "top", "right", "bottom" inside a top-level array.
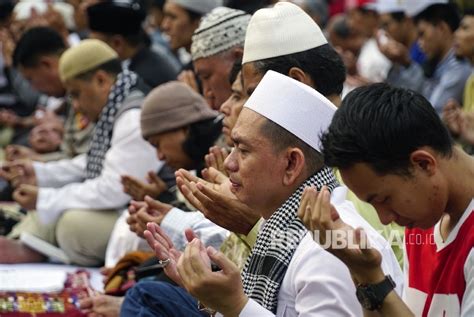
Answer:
[
  {"left": 36, "top": 187, "right": 58, "bottom": 224},
  {"left": 239, "top": 298, "right": 275, "bottom": 317},
  {"left": 33, "top": 161, "right": 48, "bottom": 187}
]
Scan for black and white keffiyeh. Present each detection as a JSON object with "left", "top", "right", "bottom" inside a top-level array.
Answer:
[
  {"left": 86, "top": 69, "right": 138, "bottom": 179},
  {"left": 241, "top": 166, "right": 339, "bottom": 313}
]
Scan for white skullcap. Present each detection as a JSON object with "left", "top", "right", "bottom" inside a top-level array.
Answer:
[
  {"left": 373, "top": 0, "right": 406, "bottom": 14},
  {"left": 242, "top": 2, "right": 327, "bottom": 64},
  {"left": 404, "top": 0, "right": 448, "bottom": 17},
  {"left": 244, "top": 70, "right": 336, "bottom": 152},
  {"left": 191, "top": 7, "right": 250, "bottom": 61},
  {"left": 168, "top": 0, "right": 223, "bottom": 15}
]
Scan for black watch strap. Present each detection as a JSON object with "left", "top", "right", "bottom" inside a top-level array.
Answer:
[{"left": 356, "top": 275, "right": 396, "bottom": 311}]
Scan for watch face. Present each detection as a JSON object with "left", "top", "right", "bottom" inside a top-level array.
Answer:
[{"left": 356, "top": 287, "right": 376, "bottom": 311}]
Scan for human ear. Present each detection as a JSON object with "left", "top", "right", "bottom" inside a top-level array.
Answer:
[
  {"left": 282, "top": 148, "right": 306, "bottom": 186},
  {"left": 287, "top": 67, "right": 307, "bottom": 83},
  {"left": 410, "top": 149, "right": 437, "bottom": 176}
]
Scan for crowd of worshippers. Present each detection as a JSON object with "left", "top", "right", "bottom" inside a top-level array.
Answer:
[{"left": 0, "top": 0, "right": 473, "bottom": 316}]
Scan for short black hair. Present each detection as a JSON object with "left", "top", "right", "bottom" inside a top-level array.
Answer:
[
  {"left": 74, "top": 59, "right": 123, "bottom": 81},
  {"left": 252, "top": 44, "right": 346, "bottom": 96},
  {"left": 414, "top": 3, "right": 460, "bottom": 32},
  {"left": 0, "top": 0, "right": 14, "bottom": 22},
  {"left": 331, "top": 15, "right": 351, "bottom": 39},
  {"left": 463, "top": 8, "right": 474, "bottom": 16},
  {"left": 229, "top": 59, "right": 242, "bottom": 85},
  {"left": 13, "top": 27, "right": 66, "bottom": 68},
  {"left": 260, "top": 119, "right": 324, "bottom": 175},
  {"left": 182, "top": 118, "right": 222, "bottom": 169},
  {"left": 94, "top": 28, "right": 151, "bottom": 48},
  {"left": 321, "top": 83, "right": 453, "bottom": 175},
  {"left": 389, "top": 11, "right": 406, "bottom": 22}
]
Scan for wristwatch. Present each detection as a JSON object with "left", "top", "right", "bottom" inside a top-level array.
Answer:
[{"left": 356, "top": 275, "right": 396, "bottom": 311}]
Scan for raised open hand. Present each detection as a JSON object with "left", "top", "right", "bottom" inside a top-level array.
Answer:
[
  {"left": 205, "top": 146, "right": 229, "bottom": 176},
  {"left": 143, "top": 222, "right": 184, "bottom": 286},
  {"left": 121, "top": 171, "right": 167, "bottom": 201},
  {"left": 127, "top": 196, "right": 172, "bottom": 238},
  {"left": 297, "top": 186, "right": 384, "bottom": 284}
]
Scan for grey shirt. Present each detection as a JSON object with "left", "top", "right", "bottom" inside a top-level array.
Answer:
[{"left": 386, "top": 49, "right": 471, "bottom": 115}]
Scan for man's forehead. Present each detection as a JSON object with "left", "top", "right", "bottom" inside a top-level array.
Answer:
[
  {"left": 462, "top": 16, "right": 474, "bottom": 26},
  {"left": 194, "top": 55, "right": 224, "bottom": 71},
  {"left": 232, "top": 108, "right": 265, "bottom": 140},
  {"left": 242, "top": 68, "right": 263, "bottom": 97},
  {"left": 65, "top": 78, "right": 86, "bottom": 91},
  {"left": 232, "top": 73, "right": 243, "bottom": 91}
]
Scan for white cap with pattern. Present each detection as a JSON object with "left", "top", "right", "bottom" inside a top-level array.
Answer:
[
  {"left": 244, "top": 70, "right": 336, "bottom": 152},
  {"left": 191, "top": 7, "right": 250, "bottom": 61},
  {"left": 242, "top": 2, "right": 327, "bottom": 64}
]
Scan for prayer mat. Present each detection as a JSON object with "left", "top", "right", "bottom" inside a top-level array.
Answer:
[{"left": 0, "top": 270, "right": 93, "bottom": 316}]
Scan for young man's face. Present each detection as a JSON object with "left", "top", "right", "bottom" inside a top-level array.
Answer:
[
  {"left": 241, "top": 62, "right": 264, "bottom": 98},
  {"left": 19, "top": 56, "right": 65, "bottom": 97},
  {"left": 194, "top": 54, "right": 234, "bottom": 110},
  {"left": 416, "top": 20, "right": 446, "bottom": 60},
  {"left": 340, "top": 162, "right": 447, "bottom": 229},
  {"left": 65, "top": 72, "right": 110, "bottom": 122},
  {"left": 220, "top": 72, "right": 246, "bottom": 146},
  {"left": 454, "top": 16, "right": 474, "bottom": 59},
  {"left": 161, "top": 2, "right": 199, "bottom": 51},
  {"left": 224, "top": 108, "right": 288, "bottom": 215},
  {"left": 147, "top": 129, "right": 194, "bottom": 170},
  {"left": 379, "top": 13, "right": 405, "bottom": 44},
  {"left": 347, "top": 8, "right": 378, "bottom": 38}
]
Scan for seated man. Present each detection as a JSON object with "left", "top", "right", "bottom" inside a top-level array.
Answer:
[
  {"left": 9, "top": 27, "right": 95, "bottom": 161},
  {"left": 306, "top": 83, "right": 474, "bottom": 316},
  {"left": 0, "top": 39, "right": 160, "bottom": 266},
  {"left": 146, "top": 71, "right": 402, "bottom": 316},
  {"left": 80, "top": 64, "right": 250, "bottom": 317}
]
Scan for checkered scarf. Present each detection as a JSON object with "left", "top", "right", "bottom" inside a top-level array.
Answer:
[
  {"left": 86, "top": 70, "right": 138, "bottom": 179},
  {"left": 241, "top": 166, "right": 339, "bottom": 313}
]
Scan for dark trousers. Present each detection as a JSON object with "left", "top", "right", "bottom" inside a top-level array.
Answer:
[{"left": 121, "top": 281, "right": 209, "bottom": 317}]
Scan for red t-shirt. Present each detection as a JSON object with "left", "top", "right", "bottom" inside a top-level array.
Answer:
[{"left": 403, "top": 200, "right": 474, "bottom": 316}]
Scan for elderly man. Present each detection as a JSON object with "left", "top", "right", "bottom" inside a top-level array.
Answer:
[
  {"left": 147, "top": 71, "right": 402, "bottom": 316},
  {"left": 9, "top": 27, "right": 94, "bottom": 160},
  {"left": 0, "top": 39, "right": 160, "bottom": 266},
  {"left": 189, "top": 6, "right": 250, "bottom": 110}
]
